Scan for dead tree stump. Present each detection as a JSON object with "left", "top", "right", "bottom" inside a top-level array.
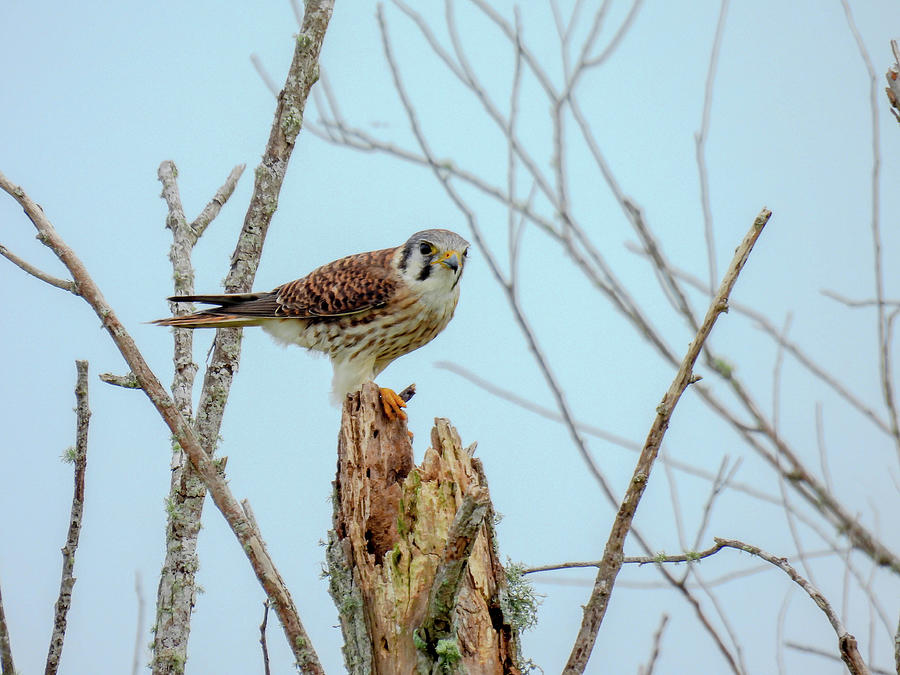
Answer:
[{"left": 327, "top": 382, "right": 522, "bottom": 674}]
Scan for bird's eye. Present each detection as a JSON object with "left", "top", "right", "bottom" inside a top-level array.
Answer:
[
  {"left": 463, "top": 248, "right": 469, "bottom": 258},
  {"left": 419, "top": 242, "right": 433, "bottom": 256}
]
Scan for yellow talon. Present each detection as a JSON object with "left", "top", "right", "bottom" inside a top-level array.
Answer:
[{"left": 379, "top": 387, "right": 408, "bottom": 421}]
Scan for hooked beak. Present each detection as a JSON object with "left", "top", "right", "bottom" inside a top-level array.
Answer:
[{"left": 432, "top": 250, "right": 462, "bottom": 273}]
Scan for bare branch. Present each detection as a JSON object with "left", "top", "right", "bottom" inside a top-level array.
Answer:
[
  {"left": 260, "top": 600, "right": 271, "bottom": 675},
  {"left": 0, "top": 171, "right": 325, "bottom": 673},
  {"left": 45, "top": 360, "right": 91, "bottom": 675},
  {"left": 0, "top": 578, "right": 14, "bottom": 675},
  {"left": 696, "top": 0, "right": 730, "bottom": 293},
  {"left": 637, "top": 614, "right": 669, "bottom": 675},
  {"left": 506, "top": 6, "right": 524, "bottom": 289},
  {"left": 465, "top": 0, "right": 559, "bottom": 98},
  {"left": 686, "top": 567, "right": 748, "bottom": 673},
  {"left": 822, "top": 289, "right": 900, "bottom": 309},
  {"left": 690, "top": 457, "right": 741, "bottom": 554},
  {"left": 523, "top": 541, "right": 727, "bottom": 574},
  {"left": 0, "top": 243, "right": 77, "bottom": 293},
  {"left": 840, "top": 0, "right": 899, "bottom": 459},
  {"left": 308, "top": 108, "right": 565, "bottom": 239},
  {"left": 786, "top": 642, "right": 892, "bottom": 675},
  {"left": 661, "top": 446, "right": 689, "bottom": 555},
  {"left": 627, "top": 246, "right": 893, "bottom": 435},
  {"left": 435, "top": 360, "right": 791, "bottom": 507},
  {"left": 622, "top": 240, "right": 900, "bottom": 572},
  {"left": 815, "top": 403, "right": 834, "bottom": 495},
  {"left": 189, "top": 164, "right": 245, "bottom": 237},
  {"left": 775, "top": 587, "right": 794, "bottom": 675},
  {"left": 132, "top": 572, "right": 145, "bottom": 675},
  {"left": 99, "top": 372, "right": 141, "bottom": 389},
  {"left": 377, "top": 5, "right": 615, "bottom": 496},
  {"left": 583, "top": 0, "right": 645, "bottom": 69},
  {"left": 564, "top": 208, "right": 771, "bottom": 673},
  {"left": 251, "top": 53, "right": 280, "bottom": 98},
  {"left": 627, "top": 202, "right": 699, "bottom": 331},
  {"left": 716, "top": 538, "right": 870, "bottom": 675},
  {"left": 190, "top": 0, "right": 335, "bottom": 511}
]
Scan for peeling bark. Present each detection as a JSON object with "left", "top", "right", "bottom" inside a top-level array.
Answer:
[{"left": 329, "top": 382, "right": 522, "bottom": 674}]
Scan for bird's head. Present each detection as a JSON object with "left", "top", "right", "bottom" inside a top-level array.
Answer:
[{"left": 397, "top": 229, "right": 470, "bottom": 293}]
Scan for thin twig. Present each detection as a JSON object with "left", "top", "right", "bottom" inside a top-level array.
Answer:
[
  {"left": 583, "top": 0, "right": 645, "bottom": 68},
  {"left": 686, "top": 566, "right": 748, "bottom": 673},
  {"left": 377, "top": 6, "right": 610, "bottom": 494},
  {"left": 865, "top": 545, "right": 878, "bottom": 667},
  {"left": 506, "top": 6, "right": 523, "bottom": 292},
  {"left": 661, "top": 446, "right": 688, "bottom": 554},
  {"left": 785, "top": 642, "right": 893, "bottom": 675},
  {"left": 260, "top": 600, "right": 271, "bottom": 675},
  {"left": 45, "top": 360, "right": 91, "bottom": 675},
  {"left": 0, "top": 577, "right": 14, "bottom": 675},
  {"left": 840, "top": 0, "right": 899, "bottom": 460},
  {"left": 251, "top": 54, "right": 280, "bottom": 98},
  {"left": 0, "top": 243, "right": 77, "bottom": 293},
  {"left": 660, "top": 574, "right": 741, "bottom": 673},
  {"left": 815, "top": 403, "right": 834, "bottom": 494},
  {"left": 893, "top": 612, "right": 899, "bottom": 674},
  {"left": 716, "top": 538, "right": 870, "bottom": 675},
  {"left": 132, "top": 572, "right": 145, "bottom": 675},
  {"left": 564, "top": 208, "right": 771, "bottom": 674},
  {"left": 189, "top": 164, "right": 245, "bottom": 237},
  {"left": 622, "top": 240, "right": 900, "bottom": 573},
  {"left": 822, "top": 289, "right": 900, "bottom": 309},
  {"left": 465, "top": 0, "right": 558, "bottom": 99},
  {"left": 637, "top": 614, "right": 669, "bottom": 675},
  {"left": 690, "top": 457, "right": 740, "bottom": 555},
  {"left": 523, "top": 541, "right": 727, "bottom": 574},
  {"left": 99, "top": 372, "right": 141, "bottom": 389},
  {"left": 627, "top": 243, "right": 894, "bottom": 436},
  {"left": 696, "top": 0, "right": 730, "bottom": 294},
  {"left": 540, "top": 547, "right": 847, "bottom": 591},
  {"left": 435, "top": 360, "right": 790, "bottom": 508},
  {"left": 622, "top": 194, "right": 884, "bottom": 584},
  {"left": 771, "top": 314, "right": 819, "bottom": 588},
  {"left": 308, "top": 117, "right": 563, "bottom": 239},
  {"left": 775, "top": 587, "right": 793, "bottom": 675},
  {"left": 98, "top": 373, "right": 141, "bottom": 389}
]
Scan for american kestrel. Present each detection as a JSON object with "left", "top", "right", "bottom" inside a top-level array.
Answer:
[{"left": 154, "top": 229, "right": 469, "bottom": 420}]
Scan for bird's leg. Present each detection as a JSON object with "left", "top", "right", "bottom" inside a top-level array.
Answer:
[{"left": 379, "top": 387, "right": 408, "bottom": 421}]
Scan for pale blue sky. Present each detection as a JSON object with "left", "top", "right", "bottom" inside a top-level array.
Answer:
[{"left": 2, "top": 1, "right": 900, "bottom": 673}]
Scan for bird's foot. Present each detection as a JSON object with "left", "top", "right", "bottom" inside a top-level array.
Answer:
[{"left": 379, "top": 387, "right": 408, "bottom": 421}]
